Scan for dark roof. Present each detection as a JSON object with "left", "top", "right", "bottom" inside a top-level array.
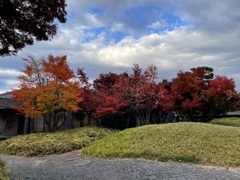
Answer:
[
  {"left": 0, "top": 92, "right": 21, "bottom": 109},
  {"left": 226, "top": 110, "right": 240, "bottom": 116},
  {"left": 0, "top": 92, "right": 11, "bottom": 98}
]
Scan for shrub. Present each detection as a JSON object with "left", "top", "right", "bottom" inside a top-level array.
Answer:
[
  {"left": 0, "top": 160, "right": 9, "bottom": 180},
  {"left": 0, "top": 127, "right": 117, "bottom": 157},
  {"left": 210, "top": 117, "right": 240, "bottom": 127}
]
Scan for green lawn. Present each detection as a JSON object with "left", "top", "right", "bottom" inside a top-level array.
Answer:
[
  {"left": 210, "top": 117, "right": 240, "bottom": 127},
  {"left": 0, "top": 127, "right": 117, "bottom": 157},
  {"left": 81, "top": 122, "right": 240, "bottom": 168}
]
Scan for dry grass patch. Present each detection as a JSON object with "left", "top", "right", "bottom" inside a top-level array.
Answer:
[
  {"left": 82, "top": 122, "right": 240, "bottom": 168},
  {"left": 0, "top": 127, "right": 117, "bottom": 157}
]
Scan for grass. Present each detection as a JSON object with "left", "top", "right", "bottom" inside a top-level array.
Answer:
[
  {"left": 0, "top": 127, "right": 117, "bottom": 157},
  {"left": 0, "top": 122, "right": 239, "bottom": 169},
  {"left": 0, "top": 161, "right": 8, "bottom": 180},
  {"left": 210, "top": 117, "right": 240, "bottom": 127},
  {"left": 81, "top": 122, "right": 240, "bottom": 168}
]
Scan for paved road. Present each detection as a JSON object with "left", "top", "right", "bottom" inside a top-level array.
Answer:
[{"left": 1, "top": 151, "right": 240, "bottom": 180}]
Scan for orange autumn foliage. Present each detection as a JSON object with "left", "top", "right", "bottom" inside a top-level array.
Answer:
[{"left": 11, "top": 54, "right": 82, "bottom": 131}]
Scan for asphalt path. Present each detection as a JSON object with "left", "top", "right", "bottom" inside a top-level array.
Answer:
[{"left": 1, "top": 151, "right": 240, "bottom": 180}]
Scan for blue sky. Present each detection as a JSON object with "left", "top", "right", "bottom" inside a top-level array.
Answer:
[{"left": 1, "top": 0, "right": 240, "bottom": 93}]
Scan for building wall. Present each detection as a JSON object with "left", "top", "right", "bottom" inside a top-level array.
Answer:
[
  {"left": 0, "top": 110, "right": 98, "bottom": 137},
  {"left": 32, "top": 117, "right": 44, "bottom": 133},
  {"left": 31, "top": 111, "right": 97, "bottom": 132},
  {"left": 0, "top": 110, "right": 18, "bottom": 136}
]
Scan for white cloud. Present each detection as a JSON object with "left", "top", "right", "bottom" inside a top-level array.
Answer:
[
  {"left": 1, "top": 0, "right": 240, "bottom": 93},
  {"left": 176, "top": 1, "right": 240, "bottom": 33},
  {"left": 65, "top": 26, "right": 240, "bottom": 86},
  {"left": 0, "top": 79, "right": 20, "bottom": 93},
  {"left": 111, "top": 22, "right": 126, "bottom": 32},
  {"left": 149, "top": 18, "right": 168, "bottom": 29},
  {"left": 0, "top": 69, "right": 22, "bottom": 77},
  {"left": 80, "top": 13, "right": 104, "bottom": 29},
  {"left": 5, "top": 79, "right": 19, "bottom": 87}
]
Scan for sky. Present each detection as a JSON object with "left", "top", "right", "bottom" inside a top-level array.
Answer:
[{"left": 1, "top": 0, "right": 240, "bottom": 93}]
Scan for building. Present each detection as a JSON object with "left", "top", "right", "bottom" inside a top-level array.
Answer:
[
  {"left": 0, "top": 92, "right": 96, "bottom": 138},
  {"left": 0, "top": 92, "right": 25, "bottom": 138}
]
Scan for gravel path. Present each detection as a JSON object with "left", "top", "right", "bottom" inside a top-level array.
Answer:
[{"left": 1, "top": 151, "right": 240, "bottom": 180}]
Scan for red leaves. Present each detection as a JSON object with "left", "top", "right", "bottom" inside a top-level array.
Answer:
[
  {"left": 171, "top": 70, "right": 205, "bottom": 97},
  {"left": 11, "top": 60, "right": 240, "bottom": 125},
  {"left": 94, "top": 96, "right": 128, "bottom": 119},
  {"left": 181, "top": 95, "right": 201, "bottom": 110},
  {"left": 144, "top": 65, "right": 158, "bottom": 83},
  {"left": 209, "top": 76, "right": 236, "bottom": 95},
  {"left": 206, "top": 76, "right": 239, "bottom": 113},
  {"left": 92, "top": 78, "right": 130, "bottom": 119},
  {"left": 157, "top": 88, "right": 175, "bottom": 111},
  {"left": 93, "top": 72, "right": 125, "bottom": 90},
  {"left": 170, "top": 68, "right": 207, "bottom": 111},
  {"left": 92, "top": 65, "right": 239, "bottom": 121},
  {"left": 168, "top": 68, "right": 239, "bottom": 116},
  {"left": 93, "top": 64, "right": 160, "bottom": 123}
]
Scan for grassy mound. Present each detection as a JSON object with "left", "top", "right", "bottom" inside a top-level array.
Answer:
[
  {"left": 82, "top": 122, "right": 240, "bottom": 167},
  {"left": 0, "top": 127, "right": 116, "bottom": 157},
  {"left": 210, "top": 117, "right": 240, "bottom": 127}
]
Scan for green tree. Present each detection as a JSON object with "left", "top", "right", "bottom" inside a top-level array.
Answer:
[{"left": 190, "top": 66, "right": 214, "bottom": 80}]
